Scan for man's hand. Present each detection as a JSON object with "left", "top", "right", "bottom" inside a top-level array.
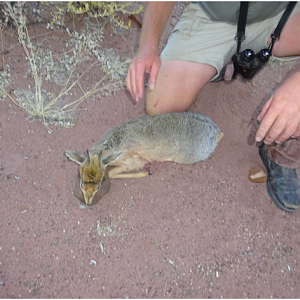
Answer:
[
  {"left": 125, "top": 2, "right": 175, "bottom": 103},
  {"left": 126, "top": 47, "right": 161, "bottom": 103},
  {"left": 256, "top": 71, "right": 300, "bottom": 144}
]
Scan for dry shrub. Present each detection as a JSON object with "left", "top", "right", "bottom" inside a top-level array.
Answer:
[{"left": 0, "top": 2, "right": 142, "bottom": 130}]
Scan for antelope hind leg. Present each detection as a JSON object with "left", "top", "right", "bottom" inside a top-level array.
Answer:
[{"left": 108, "top": 166, "right": 149, "bottom": 179}]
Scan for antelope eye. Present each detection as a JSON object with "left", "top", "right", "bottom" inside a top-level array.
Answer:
[
  {"left": 80, "top": 178, "right": 83, "bottom": 189},
  {"left": 97, "top": 183, "right": 101, "bottom": 190}
]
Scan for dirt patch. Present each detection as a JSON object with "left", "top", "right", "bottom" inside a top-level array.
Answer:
[{"left": 1, "top": 2, "right": 300, "bottom": 298}]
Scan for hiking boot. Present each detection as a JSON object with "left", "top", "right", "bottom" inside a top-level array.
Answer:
[{"left": 259, "top": 143, "right": 300, "bottom": 212}]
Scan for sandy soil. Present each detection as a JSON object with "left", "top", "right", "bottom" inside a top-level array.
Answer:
[{"left": 1, "top": 3, "right": 300, "bottom": 298}]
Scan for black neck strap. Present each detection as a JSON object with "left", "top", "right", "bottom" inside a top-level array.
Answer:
[
  {"left": 268, "top": 2, "right": 297, "bottom": 52},
  {"left": 235, "top": 1, "right": 297, "bottom": 55},
  {"left": 236, "top": 1, "right": 249, "bottom": 54}
]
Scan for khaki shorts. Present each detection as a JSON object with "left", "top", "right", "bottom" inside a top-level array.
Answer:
[{"left": 161, "top": 3, "right": 300, "bottom": 81}]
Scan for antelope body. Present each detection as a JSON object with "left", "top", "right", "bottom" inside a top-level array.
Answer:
[{"left": 66, "top": 112, "right": 223, "bottom": 205}]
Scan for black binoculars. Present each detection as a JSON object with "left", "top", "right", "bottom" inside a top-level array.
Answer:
[{"left": 232, "top": 48, "right": 271, "bottom": 79}]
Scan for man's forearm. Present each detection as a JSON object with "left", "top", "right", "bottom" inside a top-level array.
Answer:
[{"left": 139, "top": 2, "right": 175, "bottom": 50}]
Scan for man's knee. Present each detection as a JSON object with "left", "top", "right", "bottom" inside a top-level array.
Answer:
[
  {"left": 145, "top": 101, "right": 161, "bottom": 116},
  {"left": 145, "top": 94, "right": 186, "bottom": 116},
  {"left": 145, "top": 89, "right": 163, "bottom": 116},
  {"left": 145, "top": 89, "right": 192, "bottom": 116},
  {"left": 272, "top": 10, "right": 300, "bottom": 57}
]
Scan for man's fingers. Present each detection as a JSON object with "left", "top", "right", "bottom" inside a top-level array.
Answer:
[
  {"left": 126, "top": 63, "right": 144, "bottom": 102},
  {"left": 256, "top": 96, "right": 287, "bottom": 142},
  {"left": 135, "top": 63, "right": 146, "bottom": 102},
  {"left": 255, "top": 72, "right": 300, "bottom": 144},
  {"left": 148, "top": 58, "right": 161, "bottom": 91},
  {"left": 264, "top": 116, "right": 291, "bottom": 144},
  {"left": 126, "top": 68, "right": 132, "bottom": 94},
  {"left": 126, "top": 65, "right": 137, "bottom": 101},
  {"left": 125, "top": 49, "right": 161, "bottom": 103},
  {"left": 256, "top": 98, "right": 273, "bottom": 142},
  {"left": 275, "top": 119, "right": 300, "bottom": 143},
  {"left": 257, "top": 97, "right": 272, "bottom": 121},
  {"left": 257, "top": 107, "right": 300, "bottom": 144},
  {"left": 256, "top": 110, "right": 277, "bottom": 142},
  {"left": 292, "top": 124, "right": 300, "bottom": 138}
]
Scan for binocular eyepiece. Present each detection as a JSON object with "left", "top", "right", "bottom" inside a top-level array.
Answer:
[{"left": 232, "top": 48, "right": 271, "bottom": 79}]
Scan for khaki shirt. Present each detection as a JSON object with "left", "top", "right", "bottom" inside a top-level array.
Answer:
[{"left": 197, "top": 2, "right": 289, "bottom": 24}]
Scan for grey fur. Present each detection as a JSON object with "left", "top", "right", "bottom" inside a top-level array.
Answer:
[{"left": 90, "top": 112, "right": 222, "bottom": 165}]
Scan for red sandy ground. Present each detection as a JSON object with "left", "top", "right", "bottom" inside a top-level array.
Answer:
[{"left": 1, "top": 3, "right": 300, "bottom": 298}]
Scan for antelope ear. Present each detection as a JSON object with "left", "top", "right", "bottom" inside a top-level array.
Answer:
[
  {"left": 102, "top": 152, "right": 122, "bottom": 166},
  {"left": 98, "top": 150, "right": 103, "bottom": 161},
  {"left": 85, "top": 149, "right": 90, "bottom": 164},
  {"left": 65, "top": 150, "right": 85, "bottom": 165}
]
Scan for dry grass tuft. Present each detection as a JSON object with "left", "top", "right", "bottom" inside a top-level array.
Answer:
[{"left": 0, "top": 2, "right": 142, "bottom": 129}]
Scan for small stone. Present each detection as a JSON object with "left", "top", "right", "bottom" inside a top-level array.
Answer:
[{"left": 248, "top": 167, "right": 267, "bottom": 183}]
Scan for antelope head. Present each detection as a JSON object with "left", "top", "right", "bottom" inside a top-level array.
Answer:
[{"left": 65, "top": 149, "right": 121, "bottom": 205}]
